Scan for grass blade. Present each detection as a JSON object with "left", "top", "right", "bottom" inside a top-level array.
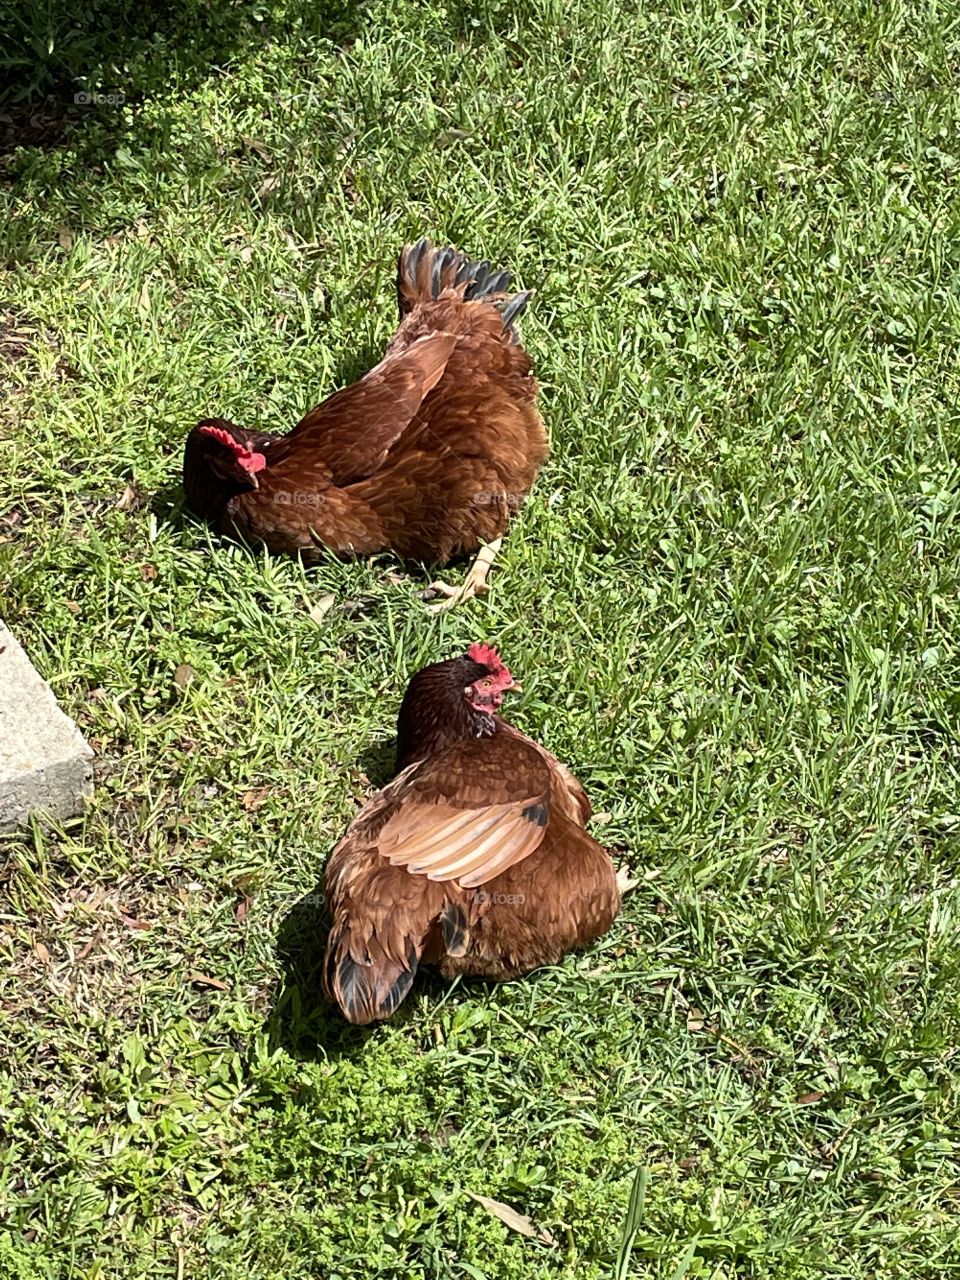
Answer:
[{"left": 613, "top": 1165, "right": 648, "bottom": 1280}]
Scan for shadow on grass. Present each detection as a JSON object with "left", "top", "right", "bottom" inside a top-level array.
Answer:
[
  {"left": 1, "top": 0, "right": 362, "bottom": 109},
  {"left": 0, "top": 0, "right": 363, "bottom": 244},
  {"left": 266, "top": 735, "right": 397, "bottom": 1059},
  {"left": 268, "top": 883, "right": 348, "bottom": 1059},
  {"left": 149, "top": 479, "right": 185, "bottom": 527},
  {"left": 358, "top": 736, "right": 396, "bottom": 789},
  {"left": 268, "top": 882, "right": 468, "bottom": 1062}
]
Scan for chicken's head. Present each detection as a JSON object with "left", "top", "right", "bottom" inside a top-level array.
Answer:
[
  {"left": 195, "top": 420, "right": 268, "bottom": 487},
  {"left": 462, "top": 642, "right": 519, "bottom": 712}
]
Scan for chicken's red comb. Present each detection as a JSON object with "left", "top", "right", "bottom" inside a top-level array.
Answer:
[
  {"left": 467, "top": 642, "right": 505, "bottom": 672},
  {"left": 198, "top": 423, "right": 266, "bottom": 473},
  {"left": 199, "top": 423, "right": 241, "bottom": 450}
]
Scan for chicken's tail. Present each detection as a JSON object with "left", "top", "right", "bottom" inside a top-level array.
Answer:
[
  {"left": 397, "top": 238, "right": 531, "bottom": 341},
  {"left": 323, "top": 922, "right": 422, "bottom": 1025}
]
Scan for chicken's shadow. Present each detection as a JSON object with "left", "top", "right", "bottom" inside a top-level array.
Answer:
[
  {"left": 149, "top": 480, "right": 186, "bottom": 528},
  {"left": 267, "top": 886, "right": 356, "bottom": 1060},
  {"left": 358, "top": 735, "right": 397, "bottom": 789},
  {"left": 264, "top": 734, "right": 400, "bottom": 1059}
]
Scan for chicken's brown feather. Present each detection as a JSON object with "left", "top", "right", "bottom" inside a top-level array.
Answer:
[
  {"left": 184, "top": 240, "right": 547, "bottom": 565},
  {"left": 322, "top": 651, "right": 622, "bottom": 1023},
  {"left": 276, "top": 331, "right": 458, "bottom": 485}
]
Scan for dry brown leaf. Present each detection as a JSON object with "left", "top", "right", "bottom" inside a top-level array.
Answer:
[
  {"left": 239, "top": 245, "right": 254, "bottom": 264},
  {"left": 174, "top": 663, "right": 195, "bottom": 690},
  {"left": 255, "top": 174, "right": 280, "bottom": 200},
  {"left": 65, "top": 601, "right": 81, "bottom": 615},
  {"left": 58, "top": 226, "right": 74, "bottom": 250},
  {"left": 189, "top": 972, "right": 229, "bottom": 991},
  {"left": 75, "top": 932, "right": 101, "bottom": 962},
  {"left": 122, "top": 916, "right": 152, "bottom": 931},
  {"left": 242, "top": 136, "right": 273, "bottom": 162},
  {"left": 796, "top": 1091, "right": 825, "bottom": 1105},
  {"left": 308, "top": 594, "right": 336, "bottom": 624},
  {"left": 235, "top": 895, "right": 251, "bottom": 923},
  {"left": 464, "top": 1192, "right": 556, "bottom": 1246},
  {"left": 140, "top": 564, "right": 157, "bottom": 582},
  {"left": 115, "top": 483, "right": 139, "bottom": 511},
  {"left": 137, "top": 280, "right": 151, "bottom": 313},
  {"left": 35, "top": 941, "right": 51, "bottom": 964},
  {"left": 242, "top": 786, "right": 270, "bottom": 812}
]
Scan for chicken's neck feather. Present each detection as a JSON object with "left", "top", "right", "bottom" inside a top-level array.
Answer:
[{"left": 395, "top": 656, "right": 499, "bottom": 772}]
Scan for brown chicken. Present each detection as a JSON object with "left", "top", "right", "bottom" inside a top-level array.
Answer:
[
  {"left": 183, "top": 240, "right": 548, "bottom": 608},
  {"left": 323, "top": 644, "right": 627, "bottom": 1024}
]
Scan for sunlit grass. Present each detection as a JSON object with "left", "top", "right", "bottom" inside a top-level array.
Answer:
[{"left": 1, "top": 0, "right": 959, "bottom": 1276}]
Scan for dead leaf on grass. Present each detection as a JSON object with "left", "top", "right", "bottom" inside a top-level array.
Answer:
[
  {"left": 308, "top": 594, "right": 336, "bottom": 624},
  {"left": 189, "top": 972, "right": 229, "bottom": 991},
  {"left": 464, "top": 1192, "right": 556, "bottom": 1246},
  {"left": 242, "top": 786, "right": 270, "bottom": 812},
  {"left": 115, "top": 483, "right": 139, "bottom": 512}
]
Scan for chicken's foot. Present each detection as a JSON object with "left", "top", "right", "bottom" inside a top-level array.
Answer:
[
  {"left": 425, "top": 538, "right": 503, "bottom": 614},
  {"left": 616, "top": 866, "right": 639, "bottom": 896}
]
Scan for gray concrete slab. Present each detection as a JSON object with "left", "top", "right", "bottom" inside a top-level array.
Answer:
[{"left": 0, "top": 619, "right": 93, "bottom": 831}]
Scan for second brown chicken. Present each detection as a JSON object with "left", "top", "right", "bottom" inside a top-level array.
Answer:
[
  {"left": 183, "top": 240, "right": 548, "bottom": 607},
  {"left": 323, "top": 645, "right": 626, "bottom": 1024}
]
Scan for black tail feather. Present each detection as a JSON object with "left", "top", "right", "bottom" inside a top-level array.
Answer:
[
  {"left": 324, "top": 928, "right": 420, "bottom": 1025},
  {"left": 397, "top": 239, "right": 531, "bottom": 338},
  {"left": 439, "top": 901, "right": 469, "bottom": 958},
  {"left": 499, "top": 290, "right": 531, "bottom": 335}
]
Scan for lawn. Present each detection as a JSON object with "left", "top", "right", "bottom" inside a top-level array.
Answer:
[{"left": 1, "top": 0, "right": 959, "bottom": 1275}]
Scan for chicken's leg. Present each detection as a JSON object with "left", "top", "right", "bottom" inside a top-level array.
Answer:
[{"left": 425, "top": 538, "right": 503, "bottom": 614}]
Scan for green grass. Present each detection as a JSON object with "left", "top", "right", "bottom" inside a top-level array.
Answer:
[{"left": 2, "top": 0, "right": 960, "bottom": 1275}]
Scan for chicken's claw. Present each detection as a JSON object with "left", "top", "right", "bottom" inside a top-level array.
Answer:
[{"left": 425, "top": 538, "right": 502, "bottom": 614}]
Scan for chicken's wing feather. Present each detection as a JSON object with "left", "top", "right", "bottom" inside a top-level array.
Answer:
[{"left": 276, "top": 330, "right": 458, "bottom": 486}]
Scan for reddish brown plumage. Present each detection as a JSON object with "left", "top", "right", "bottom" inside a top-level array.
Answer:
[
  {"left": 183, "top": 240, "right": 547, "bottom": 564},
  {"left": 323, "top": 647, "right": 621, "bottom": 1025}
]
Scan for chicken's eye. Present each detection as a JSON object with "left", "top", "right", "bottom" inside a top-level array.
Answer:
[{"left": 478, "top": 678, "right": 493, "bottom": 690}]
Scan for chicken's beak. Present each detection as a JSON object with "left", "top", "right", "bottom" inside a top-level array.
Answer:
[{"left": 508, "top": 681, "right": 522, "bottom": 693}]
